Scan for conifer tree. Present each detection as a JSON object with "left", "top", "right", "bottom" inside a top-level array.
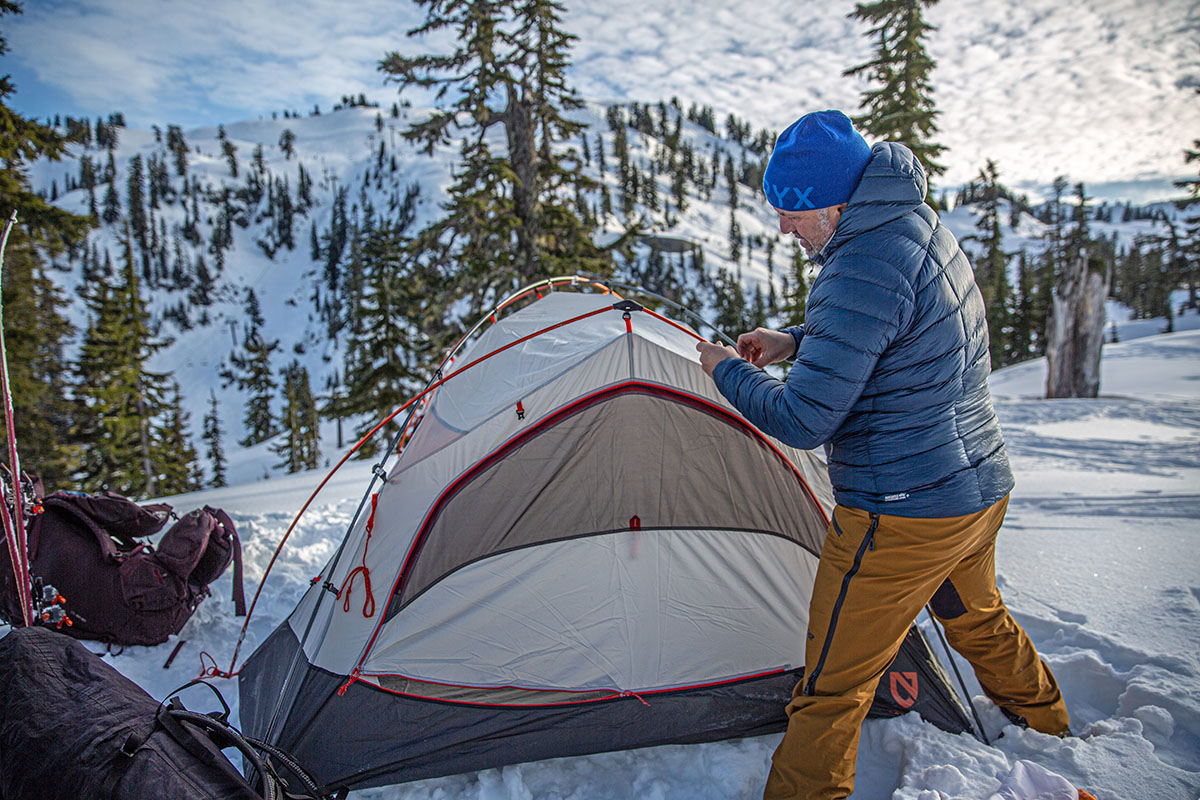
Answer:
[
  {"left": 279, "top": 128, "right": 296, "bottom": 160},
  {"left": 202, "top": 389, "right": 228, "bottom": 487},
  {"left": 331, "top": 193, "right": 432, "bottom": 458},
  {"left": 963, "top": 160, "right": 1013, "bottom": 368},
  {"left": 155, "top": 381, "right": 202, "bottom": 494},
  {"left": 380, "top": 0, "right": 615, "bottom": 336},
  {"left": 271, "top": 361, "right": 320, "bottom": 473},
  {"left": 218, "top": 125, "right": 238, "bottom": 177},
  {"left": 844, "top": 0, "right": 946, "bottom": 187},
  {"left": 1009, "top": 250, "right": 1037, "bottom": 364},
  {"left": 0, "top": 1, "right": 93, "bottom": 488},
  {"left": 166, "top": 124, "right": 188, "bottom": 176},
  {"left": 1173, "top": 109, "right": 1200, "bottom": 310},
  {"left": 126, "top": 153, "right": 148, "bottom": 251},
  {"left": 712, "top": 267, "right": 750, "bottom": 337},
  {"left": 221, "top": 289, "right": 279, "bottom": 446},
  {"left": 73, "top": 228, "right": 173, "bottom": 496},
  {"left": 102, "top": 179, "right": 120, "bottom": 224},
  {"left": 780, "top": 242, "right": 811, "bottom": 324}
]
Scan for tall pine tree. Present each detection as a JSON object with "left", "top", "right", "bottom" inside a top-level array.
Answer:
[
  {"left": 202, "top": 389, "right": 228, "bottom": 488},
  {"left": 963, "top": 160, "right": 1013, "bottom": 368},
  {"left": 379, "top": 0, "right": 615, "bottom": 338},
  {"left": 1174, "top": 103, "right": 1200, "bottom": 310},
  {"left": 271, "top": 361, "right": 320, "bottom": 473},
  {"left": 330, "top": 199, "right": 434, "bottom": 458},
  {"left": 73, "top": 228, "right": 174, "bottom": 496},
  {"left": 844, "top": 0, "right": 946, "bottom": 189},
  {"left": 221, "top": 289, "right": 279, "bottom": 447}
]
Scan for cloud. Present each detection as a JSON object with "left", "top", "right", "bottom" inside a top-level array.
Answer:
[{"left": 8, "top": 0, "right": 1200, "bottom": 200}]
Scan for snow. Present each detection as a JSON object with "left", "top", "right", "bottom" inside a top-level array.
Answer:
[{"left": 11, "top": 327, "right": 1189, "bottom": 800}]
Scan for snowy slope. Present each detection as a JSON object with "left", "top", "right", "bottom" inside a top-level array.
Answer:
[
  {"left": 36, "top": 102, "right": 1195, "bottom": 494},
  {"left": 33, "top": 326, "right": 1194, "bottom": 800}
]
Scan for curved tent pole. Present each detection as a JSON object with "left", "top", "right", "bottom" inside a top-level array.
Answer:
[{"left": 574, "top": 274, "right": 739, "bottom": 348}]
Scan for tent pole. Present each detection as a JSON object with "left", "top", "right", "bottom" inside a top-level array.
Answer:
[{"left": 924, "top": 606, "right": 990, "bottom": 744}]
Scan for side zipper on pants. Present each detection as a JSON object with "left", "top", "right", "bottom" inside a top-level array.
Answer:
[{"left": 804, "top": 512, "right": 880, "bottom": 696}]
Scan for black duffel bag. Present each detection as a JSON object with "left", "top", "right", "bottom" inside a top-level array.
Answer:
[{"left": 0, "top": 626, "right": 336, "bottom": 800}]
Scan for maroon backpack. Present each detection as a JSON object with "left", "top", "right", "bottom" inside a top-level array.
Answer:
[{"left": 8, "top": 491, "right": 245, "bottom": 646}]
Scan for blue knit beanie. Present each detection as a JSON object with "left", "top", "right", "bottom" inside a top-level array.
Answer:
[{"left": 762, "top": 110, "right": 871, "bottom": 211}]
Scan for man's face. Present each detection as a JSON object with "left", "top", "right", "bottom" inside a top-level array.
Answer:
[{"left": 775, "top": 204, "right": 845, "bottom": 257}]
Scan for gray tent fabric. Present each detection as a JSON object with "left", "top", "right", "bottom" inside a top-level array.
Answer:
[
  {"left": 238, "top": 287, "right": 972, "bottom": 793},
  {"left": 388, "top": 386, "right": 827, "bottom": 616}
]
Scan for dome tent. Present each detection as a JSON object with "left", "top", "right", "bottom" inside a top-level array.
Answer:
[{"left": 238, "top": 279, "right": 972, "bottom": 792}]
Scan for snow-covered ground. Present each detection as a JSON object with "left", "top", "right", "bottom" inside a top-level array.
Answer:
[{"left": 13, "top": 328, "right": 1200, "bottom": 800}]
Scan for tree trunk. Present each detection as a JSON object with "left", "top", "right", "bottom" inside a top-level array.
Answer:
[
  {"left": 1044, "top": 249, "right": 1111, "bottom": 398},
  {"left": 505, "top": 85, "right": 540, "bottom": 278}
]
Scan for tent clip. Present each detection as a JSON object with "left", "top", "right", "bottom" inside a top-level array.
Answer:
[
  {"left": 321, "top": 580, "right": 339, "bottom": 597},
  {"left": 372, "top": 464, "right": 388, "bottom": 482}
]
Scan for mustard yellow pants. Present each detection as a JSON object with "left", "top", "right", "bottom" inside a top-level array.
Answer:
[{"left": 764, "top": 496, "right": 1069, "bottom": 800}]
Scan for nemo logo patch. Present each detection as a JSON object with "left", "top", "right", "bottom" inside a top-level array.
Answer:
[{"left": 889, "top": 671, "right": 918, "bottom": 709}]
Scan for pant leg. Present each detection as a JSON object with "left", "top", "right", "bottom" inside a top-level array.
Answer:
[
  {"left": 764, "top": 499, "right": 1036, "bottom": 800},
  {"left": 764, "top": 506, "right": 967, "bottom": 800},
  {"left": 930, "top": 499, "right": 1071, "bottom": 736}
]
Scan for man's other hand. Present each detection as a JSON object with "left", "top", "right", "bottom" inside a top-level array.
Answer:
[
  {"left": 736, "top": 328, "right": 796, "bottom": 368},
  {"left": 696, "top": 340, "right": 739, "bottom": 378}
]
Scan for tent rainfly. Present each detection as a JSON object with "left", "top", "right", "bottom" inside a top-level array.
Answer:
[{"left": 238, "top": 283, "right": 972, "bottom": 792}]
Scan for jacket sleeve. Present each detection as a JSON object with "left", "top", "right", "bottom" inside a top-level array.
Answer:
[{"left": 713, "top": 256, "right": 912, "bottom": 450}]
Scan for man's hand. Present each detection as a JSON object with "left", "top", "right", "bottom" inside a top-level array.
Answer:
[
  {"left": 696, "top": 340, "right": 739, "bottom": 378},
  {"left": 736, "top": 328, "right": 796, "bottom": 368}
]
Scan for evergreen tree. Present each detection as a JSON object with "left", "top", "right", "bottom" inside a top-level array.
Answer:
[
  {"left": 844, "top": 0, "right": 946, "bottom": 187},
  {"left": 1031, "top": 177, "right": 1070, "bottom": 356},
  {"left": 221, "top": 289, "right": 279, "bottom": 446},
  {"left": 218, "top": 124, "right": 238, "bottom": 177},
  {"left": 155, "top": 380, "right": 202, "bottom": 494},
  {"left": 1173, "top": 105, "right": 1200, "bottom": 310},
  {"left": 963, "top": 160, "right": 1013, "bottom": 368},
  {"left": 780, "top": 242, "right": 811, "bottom": 324},
  {"left": 126, "top": 153, "right": 148, "bottom": 251},
  {"left": 166, "top": 124, "right": 188, "bottom": 176},
  {"left": 102, "top": 179, "right": 120, "bottom": 224},
  {"left": 1009, "top": 250, "right": 1037, "bottom": 364},
  {"left": 379, "top": 0, "right": 615, "bottom": 341},
  {"left": 330, "top": 191, "right": 432, "bottom": 458},
  {"left": 73, "top": 228, "right": 173, "bottom": 497},
  {"left": 271, "top": 361, "right": 320, "bottom": 473},
  {"left": 712, "top": 267, "right": 750, "bottom": 337},
  {"left": 0, "top": 1, "right": 93, "bottom": 488},
  {"left": 202, "top": 389, "right": 228, "bottom": 487}
]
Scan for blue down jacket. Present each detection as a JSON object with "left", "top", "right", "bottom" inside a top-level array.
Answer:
[{"left": 713, "top": 142, "right": 1014, "bottom": 518}]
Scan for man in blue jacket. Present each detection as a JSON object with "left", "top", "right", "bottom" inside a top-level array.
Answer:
[{"left": 696, "top": 110, "right": 1070, "bottom": 800}]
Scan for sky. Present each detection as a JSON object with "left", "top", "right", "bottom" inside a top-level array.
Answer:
[{"left": 5, "top": 0, "right": 1200, "bottom": 202}]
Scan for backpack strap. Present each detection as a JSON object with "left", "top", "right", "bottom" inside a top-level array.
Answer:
[{"left": 208, "top": 508, "right": 246, "bottom": 617}]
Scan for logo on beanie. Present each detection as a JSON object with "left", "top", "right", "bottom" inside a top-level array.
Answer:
[{"left": 764, "top": 179, "right": 815, "bottom": 210}]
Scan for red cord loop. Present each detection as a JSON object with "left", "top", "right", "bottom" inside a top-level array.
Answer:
[{"left": 337, "top": 493, "right": 379, "bottom": 618}]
